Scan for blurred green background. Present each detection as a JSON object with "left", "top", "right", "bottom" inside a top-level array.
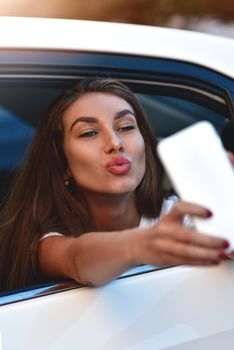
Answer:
[{"left": 0, "top": 0, "right": 234, "bottom": 37}]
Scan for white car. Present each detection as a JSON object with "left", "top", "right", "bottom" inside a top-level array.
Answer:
[{"left": 0, "top": 17, "right": 234, "bottom": 350}]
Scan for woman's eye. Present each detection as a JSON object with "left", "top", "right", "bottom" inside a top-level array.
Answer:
[
  {"left": 118, "top": 125, "right": 135, "bottom": 132},
  {"left": 79, "top": 130, "right": 97, "bottom": 138}
]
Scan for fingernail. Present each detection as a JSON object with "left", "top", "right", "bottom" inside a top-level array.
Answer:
[
  {"left": 218, "top": 251, "right": 228, "bottom": 260},
  {"left": 206, "top": 209, "right": 213, "bottom": 218},
  {"left": 222, "top": 240, "right": 230, "bottom": 249}
]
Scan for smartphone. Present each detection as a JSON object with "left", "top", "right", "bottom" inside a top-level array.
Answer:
[{"left": 157, "top": 121, "right": 234, "bottom": 251}]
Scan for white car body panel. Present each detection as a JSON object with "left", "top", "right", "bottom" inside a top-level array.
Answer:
[
  {"left": 0, "top": 17, "right": 234, "bottom": 350},
  {"left": 2, "top": 263, "right": 234, "bottom": 350},
  {"left": 0, "top": 17, "right": 234, "bottom": 78}
]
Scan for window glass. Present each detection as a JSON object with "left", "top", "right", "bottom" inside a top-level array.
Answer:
[
  {"left": 0, "top": 106, "right": 35, "bottom": 203},
  {"left": 0, "top": 84, "right": 60, "bottom": 206},
  {"left": 0, "top": 107, "right": 34, "bottom": 170},
  {"left": 137, "top": 94, "right": 228, "bottom": 138}
]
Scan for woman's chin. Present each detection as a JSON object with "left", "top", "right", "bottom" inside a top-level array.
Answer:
[{"left": 103, "top": 182, "right": 139, "bottom": 196}]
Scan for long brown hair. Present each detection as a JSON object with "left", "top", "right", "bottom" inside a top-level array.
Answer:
[{"left": 0, "top": 78, "right": 165, "bottom": 291}]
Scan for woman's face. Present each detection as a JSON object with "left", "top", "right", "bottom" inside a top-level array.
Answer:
[{"left": 63, "top": 92, "right": 145, "bottom": 197}]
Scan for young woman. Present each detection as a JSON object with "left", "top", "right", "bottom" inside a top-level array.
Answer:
[{"left": 0, "top": 78, "right": 229, "bottom": 291}]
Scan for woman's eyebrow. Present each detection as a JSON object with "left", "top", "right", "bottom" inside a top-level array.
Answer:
[
  {"left": 70, "top": 109, "right": 135, "bottom": 132},
  {"left": 115, "top": 109, "right": 135, "bottom": 120},
  {"left": 70, "top": 116, "right": 97, "bottom": 132}
]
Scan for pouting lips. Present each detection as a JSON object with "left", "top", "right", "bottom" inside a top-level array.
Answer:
[{"left": 105, "top": 156, "right": 131, "bottom": 175}]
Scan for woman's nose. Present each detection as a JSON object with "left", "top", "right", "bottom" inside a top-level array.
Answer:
[{"left": 104, "top": 132, "right": 124, "bottom": 154}]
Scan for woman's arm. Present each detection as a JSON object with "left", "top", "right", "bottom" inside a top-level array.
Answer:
[
  {"left": 39, "top": 201, "right": 229, "bottom": 286},
  {"left": 39, "top": 229, "right": 138, "bottom": 286}
]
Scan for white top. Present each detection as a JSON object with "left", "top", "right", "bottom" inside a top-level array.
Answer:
[{"left": 42, "top": 195, "right": 179, "bottom": 240}]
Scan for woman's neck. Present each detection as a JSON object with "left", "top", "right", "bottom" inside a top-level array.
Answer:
[{"left": 83, "top": 192, "right": 141, "bottom": 232}]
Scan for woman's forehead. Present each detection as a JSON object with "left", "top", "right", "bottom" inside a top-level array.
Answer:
[{"left": 63, "top": 92, "right": 135, "bottom": 122}]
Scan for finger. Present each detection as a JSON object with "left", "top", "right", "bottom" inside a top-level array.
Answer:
[
  {"left": 158, "top": 253, "right": 221, "bottom": 266},
  {"left": 168, "top": 250, "right": 227, "bottom": 266},
  {"left": 150, "top": 251, "right": 220, "bottom": 266},
  {"left": 169, "top": 227, "right": 229, "bottom": 250},
  {"left": 153, "top": 237, "right": 227, "bottom": 263},
  {"left": 152, "top": 221, "right": 229, "bottom": 250},
  {"left": 165, "top": 201, "right": 212, "bottom": 223}
]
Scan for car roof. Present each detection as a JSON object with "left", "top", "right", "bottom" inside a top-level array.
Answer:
[{"left": 0, "top": 16, "right": 234, "bottom": 79}]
